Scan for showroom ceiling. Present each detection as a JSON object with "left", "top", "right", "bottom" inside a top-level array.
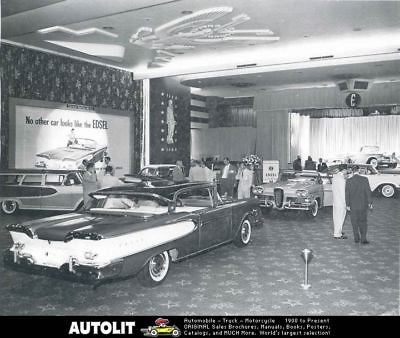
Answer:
[{"left": 2, "top": 0, "right": 400, "bottom": 94}]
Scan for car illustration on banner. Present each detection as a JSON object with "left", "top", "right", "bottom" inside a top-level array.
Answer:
[
  {"left": 35, "top": 138, "right": 107, "bottom": 169},
  {"left": 4, "top": 182, "right": 263, "bottom": 285},
  {"left": 253, "top": 170, "right": 333, "bottom": 217},
  {"left": 0, "top": 169, "right": 84, "bottom": 214},
  {"left": 141, "top": 318, "right": 181, "bottom": 337}
]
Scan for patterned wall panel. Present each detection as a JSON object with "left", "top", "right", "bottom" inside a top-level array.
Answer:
[
  {"left": 149, "top": 77, "right": 191, "bottom": 168},
  {"left": 0, "top": 43, "right": 143, "bottom": 171}
]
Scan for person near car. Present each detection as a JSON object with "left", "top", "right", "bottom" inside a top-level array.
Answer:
[
  {"left": 293, "top": 155, "right": 302, "bottom": 171},
  {"left": 236, "top": 162, "right": 254, "bottom": 199},
  {"left": 304, "top": 156, "right": 316, "bottom": 170},
  {"left": 201, "top": 160, "right": 215, "bottom": 182},
  {"left": 345, "top": 165, "right": 373, "bottom": 244},
  {"left": 82, "top": 162, "right": 99, "bottom": 210},
  {"left": 332, "top": 164, "right": 348, "bottom": 239},
  {"left": 172, "top": 160, "right": 186, "bottom": 183},
  {"left": 317, "top": 158, "right": 328, "bottom": 173},
  {"left": 78, "top": 159, "right": 88, "bottom": 171},
  {"left": 67, "top": 128, "right": 77, "bottom": 147},
  {"left": 98, "top": 166, "right": 123, "bottom": 189},
  {"left": 220, "top": 157, "right": 237, "bottom": 198},
  {"left": 96, "top": 155, "right": 114, "bottom": 177},
  {"left": 188, "top": 160, "right": 207, "bottom": 182}
]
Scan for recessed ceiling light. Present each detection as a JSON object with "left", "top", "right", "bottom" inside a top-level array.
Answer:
[
  {"left": 102, "top": 26, "right": 114, "bottom": 31},
  {"left": 353, "top": 27, "right": 362, "bottom": 32},
  {"left": 181, "top": 10, "right": 193, "bottom": 15},
  {"left": 295, "top": 71, "right": 303, "bottom": 74},
  {"left": 303, "top": 35, "right": 310, "bottom": 38},
  {"left": 144, "top": 17, "right": 151, "bottom": 22},
  {"left": 374, "top": 64, "right": 383, "bottom": 67}
]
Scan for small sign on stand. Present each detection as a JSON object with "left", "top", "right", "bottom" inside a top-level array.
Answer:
[{"left": 262, "top": 160, "right": 279, "bottom": 183}]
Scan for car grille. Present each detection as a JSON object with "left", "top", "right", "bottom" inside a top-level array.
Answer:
[{"left": 274, "top": 188, "right": 284, "bottom": 208}]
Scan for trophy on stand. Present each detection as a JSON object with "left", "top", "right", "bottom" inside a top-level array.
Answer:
[{"left": 300, "top": 248, "right": 313, "bottom": 290}]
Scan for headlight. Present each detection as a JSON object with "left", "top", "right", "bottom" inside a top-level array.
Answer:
[
  {"left": 253, "top": 186, "right": 264, "bottom": 194},
  {"left": 296, "top": 190, "right": 309, "bottom": 198},
  {"left": 84, "top": 251, "right": 98, "bottom": 260}
]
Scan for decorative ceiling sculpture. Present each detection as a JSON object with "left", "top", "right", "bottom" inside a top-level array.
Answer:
[
  {"left": 38, "top": 26, "right": 118, "bottom": 38},
  {"left": 129, "top": 7, "right": 280, "bottom": 67}
]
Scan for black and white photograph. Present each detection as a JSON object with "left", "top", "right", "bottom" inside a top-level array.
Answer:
[{"left": 0, "top": 0, "right": 399, "bottom": 334}]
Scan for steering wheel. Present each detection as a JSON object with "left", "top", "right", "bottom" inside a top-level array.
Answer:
[{"left": 175, "top": 198, "right": 183, "bottom": 207}]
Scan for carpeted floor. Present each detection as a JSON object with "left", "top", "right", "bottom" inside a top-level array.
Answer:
[{"left": 0, "top": 193, "right": 398, "bottom": 316}]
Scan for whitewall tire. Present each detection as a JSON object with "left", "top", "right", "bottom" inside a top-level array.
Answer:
[
  {"left": 1, "top": 201, "right": 18, "bottom": 215},
  {"left": 308, "top": 199, "right": 319, "bottom": 217},
  {"left": 234, "top": 219, "right": 252, "bottom": 247},
  {"left": 138, "top": 251, "right": 170, "bottom": 287},
  {"left": 381, "top": 184, "right": 395, "bottom": 198}
]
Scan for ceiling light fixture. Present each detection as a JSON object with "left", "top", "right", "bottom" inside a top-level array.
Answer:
[
  {"left": 38, "top": 26, "right": 118, "bottom": 38},
  {"left": 181, "top": 10, "right": 193, "bottom": 15}
]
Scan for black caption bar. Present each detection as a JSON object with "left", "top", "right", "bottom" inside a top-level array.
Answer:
[{"left": 0, "top": 316, "right": 394, "bottom": 337}]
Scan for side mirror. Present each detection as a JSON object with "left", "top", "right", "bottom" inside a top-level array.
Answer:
[{"left": 168, "top": 201, "right": 176, "bottom": 213}]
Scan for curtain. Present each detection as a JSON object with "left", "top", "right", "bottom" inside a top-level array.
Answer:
[
  {"left": 289, "top": 113, "right": 310, "bottom": 162},
  {"left": 191, "top": 127, "right": 256, "bottom": 161},
  {"left": 297, "top": 108, "right": 363, "bottom": 118},
  {"left": 310, "top": 115, "right": 400, "bottom": 160},
  {"left": 231, "top": 106, "right": 257, "bottom": 127}
]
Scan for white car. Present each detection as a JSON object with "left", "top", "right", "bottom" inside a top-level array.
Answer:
[
  {"left": 329, "top": 164, "right": 400, "bottom": 198},
  {"left": 347, "top": 146, "right": 396, "bottom": 168}
]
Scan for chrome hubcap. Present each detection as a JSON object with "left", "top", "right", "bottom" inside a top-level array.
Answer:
[{"left": 241, "top": 220, "right": 251, "bottom": 243}]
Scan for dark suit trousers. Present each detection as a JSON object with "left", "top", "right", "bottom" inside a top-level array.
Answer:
[
  {"left": 220, "top": 178, "right": 234, "bottom": 197},
  {"left": 350, "top": 209, "right": 368, "bottom": 242}
]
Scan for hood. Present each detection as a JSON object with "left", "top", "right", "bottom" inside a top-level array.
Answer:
[
  {"left": 10, "top": 211, "right": 191, "bottom": 242},
  {"left": 260, "top": 179, "right": 314, "bottom": 192},
  {"left": 36, "top": 147, "right": 100, "bottom": 161}
]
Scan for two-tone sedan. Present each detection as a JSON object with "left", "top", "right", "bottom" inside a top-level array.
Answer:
[
  {"left": 253, "top": 171, "right": 333, "bottom": 217},
  {"left": 0, "top": 169, "right": 84, "bottom": 214},
  {"left": 4, "top": 183, "right": 263, "bottom": 286},
  {"left": 329, "top": 163, "right": 400, "bottom": 198}
]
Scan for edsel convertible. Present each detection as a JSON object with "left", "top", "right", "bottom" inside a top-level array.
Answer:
[
  {"left": 35, "top": 138, "right": 107, "bottom": 170},
  {"left": 253, "top": 171, "right": 333, "bottom": 217},
  {"left": 4, "top": 183, "right": 263, "bottom": 286}
]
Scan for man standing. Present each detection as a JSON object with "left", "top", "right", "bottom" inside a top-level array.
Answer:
[
  {"left": 172, "top": 160, "right": 186, "bottom": 183},
  {"left": 293, "top": 155, "right": 302, "bottom": 171},
  {"left": 98, "top": 166, "right": 123, "bottom": 189},
  {"left": 332, "top": 165, "right": 347, "bottom": 239},
  {"left": 220, "top": 157, "right": 237, "bottom": 198},
  {"left": 236, "top": 162, "right": 254, "bottom": 199},
  {"left": 345, "top": 165, "right": 372, "bottom": 244},
  {"left": 82, "top": 162, "right": 98, "bottom": 210}
]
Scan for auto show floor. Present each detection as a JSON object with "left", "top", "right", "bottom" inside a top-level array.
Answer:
[{"left": 0, "top": 194, "right": 398, "bottom": 316}]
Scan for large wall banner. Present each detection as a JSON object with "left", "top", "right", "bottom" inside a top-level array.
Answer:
[{"left": 10, "top": 101, "right": 131, "bottom": 177}]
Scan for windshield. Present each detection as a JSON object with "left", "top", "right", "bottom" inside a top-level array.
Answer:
[
  {"left": 360, "top": 146, "right": 379, "bottom": 153},
  {"left": 93, "top": 194, "right": 168, "bottom": 210}
]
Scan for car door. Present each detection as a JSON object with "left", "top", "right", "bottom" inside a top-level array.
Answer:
[
  {"left": 41, "top": 173, "right": 82, "bottom": 210},
  {"left": 19, "top": 174, "right": 43, "bottom": 209},
  {"left": 322, "top": 174, "right": 333, "bottom": 206},
  {"left": 197, "top": 188, "right": 232, "bottom": 250}
]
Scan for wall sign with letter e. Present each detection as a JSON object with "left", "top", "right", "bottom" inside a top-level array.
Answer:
[{"left": 345, "top": 92, "right": 361, "bottom": 108}]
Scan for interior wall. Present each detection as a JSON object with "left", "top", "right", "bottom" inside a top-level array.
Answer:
[
  {"left": 254, "top": 82, "right": 400, "bottom": 169},
  {"left": 0, "top": 43, "right": 143, "bottom": 171},
  {"left": 255, "top": 109, "right": 289, "bottom": 169},
  {"left": 149, "top": 77, "right": 191, "bottom": 167}
]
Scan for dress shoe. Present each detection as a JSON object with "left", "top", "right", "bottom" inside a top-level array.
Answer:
[
  {"left": 354, "top": 240, "right": 360, "bottom": 243},
  {"left": 334, "top": 235, "right": 347, "bottom": 239},
  {"left": 361, "top": 241, "right": 370, "bottom": 245}
]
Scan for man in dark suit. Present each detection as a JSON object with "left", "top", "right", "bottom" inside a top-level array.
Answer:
[
  {"left": 220, "top": 157, "right": 237, "bottom": 198},
  {"left": 345, "top": 165, "right": 372, "bottom": 244}
]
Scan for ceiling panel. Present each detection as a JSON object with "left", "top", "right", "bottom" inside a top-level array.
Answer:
[{"left": 1, "top": 0, "right": 66, "bottom": 18}]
